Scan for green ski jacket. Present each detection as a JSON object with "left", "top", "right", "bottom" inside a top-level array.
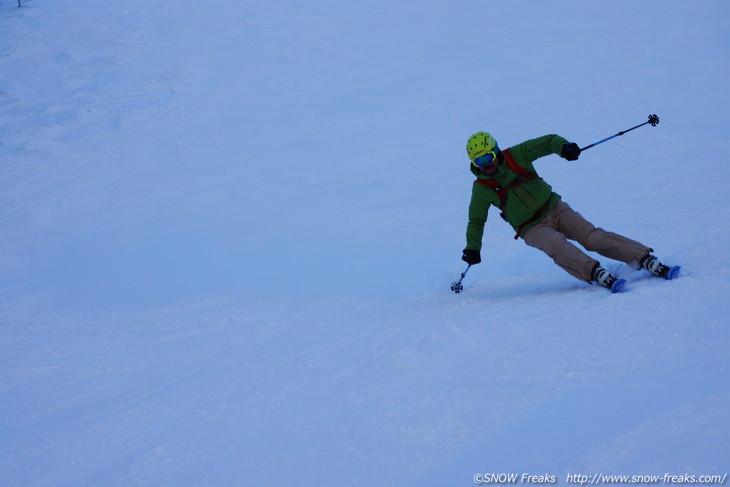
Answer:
[{"left": 465, "top": 134, "right": 570, "bottom": 251}]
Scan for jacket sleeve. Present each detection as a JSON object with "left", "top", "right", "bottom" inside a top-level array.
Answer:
[
  {"left": 465, "top": 182, "right": 491, "bottom": 251},
  {"left": 508, "top": 134, "right": 569, "bottom": 167}
]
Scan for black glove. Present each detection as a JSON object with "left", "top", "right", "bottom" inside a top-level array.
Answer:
[
  {"left": 562, "top": 142, "right": 581, "bottom": 161},
  {"left": 462, "top": 249, "right": 481, "bottom": 265}
]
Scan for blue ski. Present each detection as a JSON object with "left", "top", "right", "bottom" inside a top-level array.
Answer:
[
  {"left": 665, "top": 265, "right": 681, "bottom": 280},
  {"left": 610, "top": 278, "right": 627, "bottom": 293}
]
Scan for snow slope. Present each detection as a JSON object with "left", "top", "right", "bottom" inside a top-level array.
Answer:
[{"left": 1, "top": 1, "right": 729, "bottom": 486}]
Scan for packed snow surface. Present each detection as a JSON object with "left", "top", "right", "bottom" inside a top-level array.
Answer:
[{"left": 1, "top": 1, "right": 729, "bottom": 486}]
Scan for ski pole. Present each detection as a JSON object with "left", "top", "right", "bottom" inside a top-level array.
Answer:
[
  {"left": 580, "top": 114, "right": 659, "bottom": 151},
  {"left": 450, "top": 264, "right": 471, "bottom": 294}
]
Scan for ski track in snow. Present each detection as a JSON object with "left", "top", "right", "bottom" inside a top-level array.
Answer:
[{"left": 1, "top": 1, "right": 729, "bottom": 485}]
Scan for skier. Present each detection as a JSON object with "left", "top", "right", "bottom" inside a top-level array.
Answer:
[{"left": 461, "top": 132, "right": 679, "bottom": 292}]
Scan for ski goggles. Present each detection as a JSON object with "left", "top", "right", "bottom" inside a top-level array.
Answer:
[{"left": 471, "top": 144, "right": 499, "bottom": 168}]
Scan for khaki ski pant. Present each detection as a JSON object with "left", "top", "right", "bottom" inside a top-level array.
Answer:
[{"left": 522, "top": 199, "right": 652, "bottom": 283}]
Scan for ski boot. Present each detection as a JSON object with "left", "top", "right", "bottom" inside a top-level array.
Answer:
[
  {"left": 640, "top": 254, "right": 681, "bottom": 280},
  {"left": 592, "top": 265, "right": 626, "bottom": 293}
]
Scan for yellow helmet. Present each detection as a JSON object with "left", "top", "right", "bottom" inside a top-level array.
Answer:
[{"left": 466, "top": 132, "right": 498, "bottom": 161}]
